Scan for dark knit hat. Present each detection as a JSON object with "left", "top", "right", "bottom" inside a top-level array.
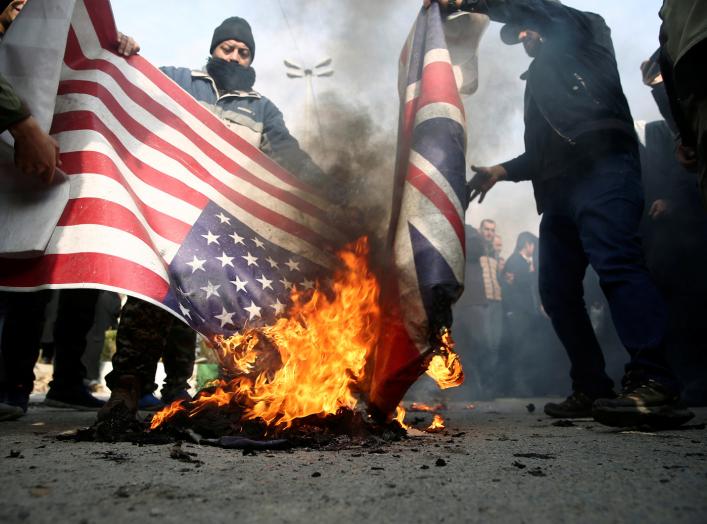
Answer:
[{"left": 210, "top": 17, "right": 255, "bottom": 60}]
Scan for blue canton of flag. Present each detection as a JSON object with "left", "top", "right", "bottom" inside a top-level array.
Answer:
[{"left": 164, "top": 202, "right": 325, "bottom": 338}]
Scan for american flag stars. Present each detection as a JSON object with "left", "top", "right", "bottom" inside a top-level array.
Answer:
[{"left": 168, "top": 204, "right": 325, "bottom": 335}]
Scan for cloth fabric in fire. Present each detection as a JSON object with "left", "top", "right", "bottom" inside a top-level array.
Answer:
[{"left": 367, "top": 5, "right": 488, "bottom": 415}]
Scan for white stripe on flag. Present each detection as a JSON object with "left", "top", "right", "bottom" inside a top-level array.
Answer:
[
  {"left": 68, "top": 173, "right": 182, "bottom": 261},
  {"left": 46, "top": 224, "right": 170, "bottom": 282},
  {"left": 409, "top": 151, "right": 465, "bottom": 215},
  {"left": 414, "top": 102, "right": 466, "bottom": 129},
  {"left": 68, "top": 2, "right": 335, "bottom": 213},
  {"left": 55, "top": 129, "right": 204, "bottom": 224}
]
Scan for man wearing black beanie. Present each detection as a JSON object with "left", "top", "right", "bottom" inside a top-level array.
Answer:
[{"left": 100, "top": 16, "right": 334, "bottom": 422}]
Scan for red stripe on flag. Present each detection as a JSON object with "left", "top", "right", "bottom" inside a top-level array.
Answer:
[
  {"left": 60, "top": 152, "right": 192, "bottom": 244},
  {"left": 416, "top": 61, "right": 464, "bottom": 115},
  {"left": 53, "top": 110, "right": 333, "bottom": 252},
  {"left": 0, "top": 253, "right": 170, "bottom": 300},
  {"left": 63, "top": 25, "right": 321, "bottom": 200},
  {"left": 83, "top": 0, "right": 118, "bottom": 52},
  {"left": 57, "top": 198, "right": 162, "bottom": 253},
  {"left": 52, "top": 111, "right": 209, "bottom": 211},
  {"left": 57, "top": 79, "right": 329, "bottom": 223},
  {"left": 406, "top": 163, "right": 465, "bottom": 245}
]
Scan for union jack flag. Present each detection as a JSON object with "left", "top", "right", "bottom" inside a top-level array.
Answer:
[{"left": 368, "top": 4, "right": 479, "bottom": 414}]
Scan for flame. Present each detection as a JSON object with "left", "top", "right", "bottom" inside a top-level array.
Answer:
[
  {"left": 394, "top": 405, "right": 409, "bottom": 430},
  {"left": 149, "top": 399, "right": 185, "bottom": 430},
  {"left": 426, "top": 414, "right": 446, "bottom": 433},
  {"left": 409, "top": 402, "right": 446, "bottom": 412},
  {"left": 425, "top": 328, "right": 464, "bottom": 390},
  {"left": 151, "top": 238, "right": 382, "bottom": 432}
]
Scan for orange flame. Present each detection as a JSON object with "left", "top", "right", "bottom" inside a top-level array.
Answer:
[
  {"left": 425, "top": 328, "right": 464, "bottom": 390},
  {"left": 151, "top": 238, "right": 382, "bottom": 431},
  {"left": 149, "top": 399, "right": 185, "bottom": 430},
  {"left": 394, "top": 405, "right": 409, "bottom": 430},
  {"left": 426, "top": 414, "right": 446, "bottom": 433},
  {"left": 409, "top": 402, "right": 446, "bottom": 412}
]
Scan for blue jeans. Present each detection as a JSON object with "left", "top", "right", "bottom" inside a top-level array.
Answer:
[{"left": 538, "top": 153, "right": 678, "bottom": 397}]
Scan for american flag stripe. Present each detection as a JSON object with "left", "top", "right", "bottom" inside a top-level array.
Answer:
[
  {"left": 67, "top": 8, "right": 329, "bottom": 210},
  {"left": 54, "top": 89, "right": 339, "bottom": 252},
  {"left": 59, "top": 67, "right": 333, "bottom": 223},
  {"left": 65, "top": 2, "right": 339, "bottom": 231},
  {"left": 60, "top": 153, "right": 194, "bottom": 244},
  {"left": 0, "top": 253, "right": 170, "bottom": 298},
  {"left": 54, "top": 120, "right": 209, "bottom": 213},
  {"left": 0, "top": 0, "right": 343, "bottom": 304}
]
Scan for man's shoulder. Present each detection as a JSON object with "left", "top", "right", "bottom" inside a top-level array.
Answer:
[{"left": 504, "top": 253, "right": 526, "bottom": 270}]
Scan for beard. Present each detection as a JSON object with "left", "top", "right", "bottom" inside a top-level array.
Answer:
[{"left": 206, "top": 57, "right": 256, "bottom": 92}]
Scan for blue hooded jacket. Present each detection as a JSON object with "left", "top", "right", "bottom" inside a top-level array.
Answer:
[{"left": 160, "top": 66, "right": 326, "bottom": 188}]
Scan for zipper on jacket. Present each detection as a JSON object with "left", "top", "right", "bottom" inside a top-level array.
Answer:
[
  {"left": 573, "top": 72, "right": 601, "bottom": 106},
  {"left": 529, "top": 81, "right": 577, "bottom": 146}
]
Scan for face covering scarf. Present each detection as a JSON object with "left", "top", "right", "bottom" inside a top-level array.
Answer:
[{"left": 206, "top": 57, "right": 256, "bottom": 92}]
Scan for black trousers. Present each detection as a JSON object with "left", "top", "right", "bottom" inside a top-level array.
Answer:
[{"left": 0, "top": 289, "right": 100, "bottom": 396}]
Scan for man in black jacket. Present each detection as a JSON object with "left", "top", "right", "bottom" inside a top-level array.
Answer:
[{"left": 425, "top": 0, "right": 692, "bottom": 428}]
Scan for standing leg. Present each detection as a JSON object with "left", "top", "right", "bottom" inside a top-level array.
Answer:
[
  {"left": 574, "top": 163, "right": 675, "bottom": 390},
  {"left": 0, "top": 291, "right": 50, "bottom": 412},
  {"left": 161, "top": 321, "right": 196, "bottom": 403},
  {"left": 46, "top": 289, "right": 104, "bottom": 409},
  {"left": 575, "top": 155, "right": 691, "bottom": 427},
  {"left": 105, "top": 297, "right": 173, "bottom": 396},
  {"left": 539, "top": 212, "right": 615, "bottom": 399}
]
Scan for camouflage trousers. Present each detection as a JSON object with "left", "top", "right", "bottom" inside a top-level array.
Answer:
[{"left": 106, "top": 297, "right": 196, "bottom": 399}]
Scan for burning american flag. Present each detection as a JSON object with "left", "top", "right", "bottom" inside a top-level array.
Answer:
[{"left": 0, "top": 0, "right": 486, "bottom": 421}]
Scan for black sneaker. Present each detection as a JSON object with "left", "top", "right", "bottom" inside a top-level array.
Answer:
[
  {"left": 544, "top": 391, "right": 603, "bottom": 418},
  {"left": 592, "top": 380, "right": 695, "bottom": 429},
  {"left": 45, "top": 386, "right": 105, "bottom": 411}
]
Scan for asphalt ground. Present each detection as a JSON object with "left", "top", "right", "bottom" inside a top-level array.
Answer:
[{"left": 1, "top": 398, "right": 705, "bottom": 524}]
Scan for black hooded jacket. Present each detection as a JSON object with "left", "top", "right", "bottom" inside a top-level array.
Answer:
[{"left": 464, "top": 1, "right": 638, "bottom": 203}]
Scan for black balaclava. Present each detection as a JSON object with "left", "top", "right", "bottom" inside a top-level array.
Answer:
[{"left": 206, "top": 57, "right": 256, "bottom": 92}]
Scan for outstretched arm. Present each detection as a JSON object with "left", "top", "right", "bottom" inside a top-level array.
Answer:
[{"left": 425, "top": 0, "right": 593, "bottom": 44}]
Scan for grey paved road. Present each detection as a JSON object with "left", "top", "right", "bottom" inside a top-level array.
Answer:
[{"left": 1, "top": 399, "right": 705, "bottom": 524}]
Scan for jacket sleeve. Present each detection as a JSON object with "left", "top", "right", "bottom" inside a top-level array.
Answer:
[
  {"left": 0, "top": 73, "right": 31, "bottom": 133},
  {"left": 464, "top": 0, "right": 595, "bottom": 44},
  {"left": 501, "top": 152, "right": 534, "bottom": 182},
  {"left": 260, "top": 98, "right": 336, "bottom": 197}
]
